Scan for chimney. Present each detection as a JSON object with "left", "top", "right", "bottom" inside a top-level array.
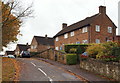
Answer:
[
  {"left": 26, "top": 43, "right": 29, "bottom": 46},
  {"left": 118, "top": 1, "right": 120, "bottom": 35},
  {"left": 62, "top": 23, "right": 67, "bottom": 29},
  {"left": 99, "top": 6, "right": 106, "bottom": 14},
  {"left": 45, "top": 34, "right": 48, "bottom": 39}
]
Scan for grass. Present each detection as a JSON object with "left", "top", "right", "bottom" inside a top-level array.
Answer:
[{"left": 2, "top": 57, "right": 20, "bottom": 81}]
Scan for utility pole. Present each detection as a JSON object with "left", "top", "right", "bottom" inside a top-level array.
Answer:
[
  {"left": 0, "top": 1, "right": 2, "bottom": 52},
  {"left": 118, "top": 1, "right": 120, "bottom": 35}
]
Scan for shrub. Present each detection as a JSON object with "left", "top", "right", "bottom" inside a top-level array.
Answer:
[
  {"left": 65, "top": 44, "right": 88, "bottom": 54},
  {"left": 66, "top": 54, "right": 77, "bottom": 65},
  {"left": 86, "top": 42, "right": 120, "bottom": 62},
  {"left": 86, "top": 44, "right": 104, "bottom": 58}
]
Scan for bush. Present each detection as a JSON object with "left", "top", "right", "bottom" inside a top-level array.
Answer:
[
  {"left": 65, "top": 44, "right": 88, "bottom": 54},
  {"left": 86, "top": 44, "right": 104, "bottom": 58},
  {"left": 66, "top": 54, "right": 77, "bottom": 65},
  {"left": 86, "top": 42, "right": 120, "bottom": 62}
]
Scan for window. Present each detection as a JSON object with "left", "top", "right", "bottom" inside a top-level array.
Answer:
[
  {"left": 108, "top": 27, "right": 112, "bottom": 33},
  {"left": 56, "top": 37, "right": 59, "bottom": 41},
  {"left": 31, "top": 46, "right": 34, "bottom": 49},
  {"left": 82, "top": 27, "right": 88, "bottom": 33},
  {"left": 34, "top": 45, "right": 37, "bottom": 49},
  {"left": 64, "top": 33, "right": 68, "bottom": 39},
  {"left": 82, "top": 40, "right": 88, "bottom": 44},
  {"left": 96, "top": 25, "right": 100, "bottom": 32},
  {"left": 60, "top": 46, "right": 62, "bottom": 50},
  {"left": 70, "top": 31, "right": 74, "bottom": 37},
  {"left": 55, "top": 47, "right": 59, "bottom": 50},
  {"left": 96, "top": 39, "right": 100, "bottom": 43},
  {"left": 76, "top": 42, "right": 80, "bottom": 44}
]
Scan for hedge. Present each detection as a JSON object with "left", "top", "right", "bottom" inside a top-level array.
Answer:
[
  {"left": 65, "top": 44, "right": 88, "bottom": 54},
  {"left": 66, "top": 54, "right": 77, "bottom": 65}
]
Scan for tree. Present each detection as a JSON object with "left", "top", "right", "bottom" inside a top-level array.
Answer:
[{"left": 0, "top": 0, "right": 33, "bottom": 47}]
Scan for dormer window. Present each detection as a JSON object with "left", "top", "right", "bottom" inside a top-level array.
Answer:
[
  {"left": 64, "top": 33, "right": 68, "bottom": 39},
  {"left": 82, "top": 27, "right": 88, "bottom": 33},
  {"left": 56, "top": 37, "right": 59, "bottom": 41},
  {"left": 70, "top": 31, "right": 74, "bottom": 37},
  {"left": 96, "top": 25, "right": 100, "bottom": 32},
  {"left": 108, "top": 27, "right": 112, "bottom": 33}
]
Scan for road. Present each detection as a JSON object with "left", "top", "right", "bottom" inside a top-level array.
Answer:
[{"left": 17, "top": 58, "right": 83, "bottom": 82}]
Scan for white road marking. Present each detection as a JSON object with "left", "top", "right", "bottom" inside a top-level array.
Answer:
[
  {"left": 38, "top": 68, "right": 53, "bottom": 82},
  {"left": 38, "top": 68, "right": 47, "bottom": 76},
  {"left": 31, "top": 62, "right": 36, "bottom": 67}
]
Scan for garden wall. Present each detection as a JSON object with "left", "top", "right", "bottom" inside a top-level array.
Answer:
[{"left": 80, "top": 58, "right": 120, "bottom": 81}]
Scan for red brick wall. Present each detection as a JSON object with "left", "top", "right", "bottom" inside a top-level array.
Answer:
[
  {"left": 90, "top": 14, "right": 116, "bottom": 43},
  {"left": 55, "top": 27, "right": 89, "bottom": 50},
  {"left": 55, "top": 14, "right": 116, "bottom": 50}
]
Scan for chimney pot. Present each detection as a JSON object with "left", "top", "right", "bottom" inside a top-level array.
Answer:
[
  {"left": 62, "top": 23, "right": 67, "bottom": 29},
  {"left": 99, "top": 6, "right": 106, "bottom": 14},
  {"left": 45, "top": 34, "right": 47, "bottom": 38}
]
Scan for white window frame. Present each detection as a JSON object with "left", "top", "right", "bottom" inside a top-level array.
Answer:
[
  {"left": 96, "top": 25, "right": 100, "bottom": 32},
  {"left": 55, "top": 47, "right": 59, "bottom": 50},
  {"left": 55, "top": 37, "right": 59, "bottom": 41},
  {"left": 108, "top": 27, "right": 112, "bottom": 33},
  {"left": 82, "top": 40, "right": 88, "bottom": 44},
  {"left": 70, "top": 31, "right": 74, "bottom": 37},
  {"left": 82, "top": 27, "right": 88, "bottom": 33},
  {"left": 34, "top": 45, "right": 37, "bottom": 49},
  {"left": 64, "top": 33, "right": 68, "bottom": 39},
  {"left": 31, "top": 46, "right": 34, "bottom": 49},
  {"left": 96, "top": 39, "right": 100, "bottom": 44}
]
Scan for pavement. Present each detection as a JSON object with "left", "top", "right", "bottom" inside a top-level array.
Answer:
[{"left": 36, "top": 58, "right": 114, "bottom": 82}]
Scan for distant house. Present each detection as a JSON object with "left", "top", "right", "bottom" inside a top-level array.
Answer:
[
  {"left": 15, "top": 43, "right": 30, "bottom": 56},
  {"left": 30, "top": 35, "right": 54, "bottom": 52},
  {"left": 54, "top": 6, "right": 117, "bottom": 50},
  {"left": 4, "top": 51, "right": 15, "bottom": 56},
  {"left": 116, "top": 36, "right": 120, "bottom": 43}
]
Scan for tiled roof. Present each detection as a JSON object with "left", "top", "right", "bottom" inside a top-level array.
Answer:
[
  {"left": 34, "top": 36, "right": 54, "bottom": 46},
  {"left": 17, "top": 44, "right": 30, "bottom": 52},
  {"left": 54, "top": 14, "right": 99, "bottom": 37},
  {"left": 6, "top": 51, "right": 15, "bottom": 55}
]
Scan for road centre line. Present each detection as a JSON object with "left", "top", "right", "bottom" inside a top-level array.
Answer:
[
  {"left": 31, "top": 62, "right": 36, "bottom": 67},
  {"left": 38, "top": 68, "right": 53, "bottom": 82}
]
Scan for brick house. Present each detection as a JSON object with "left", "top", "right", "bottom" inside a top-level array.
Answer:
[
  {"left": 4, "top": 51, "right": 15, "bottom": 56},
  {"left": 15, "top": 44, "right": 30, "bottom": 56},
  {"left": 30, "top": 35, "right": 54, "bottom": 52},
  {"left": 116, "top": 36, "right": 120, "bottom": 43},
  {"left": 54, "top": 6, "right": 117, "bottom": 50}
]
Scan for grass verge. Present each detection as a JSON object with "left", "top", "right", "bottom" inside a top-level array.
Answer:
[{"left": 2, "top": 57, "right": 20, "bottom": 81}]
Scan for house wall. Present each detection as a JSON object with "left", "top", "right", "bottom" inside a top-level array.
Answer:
[
  {"left": 37, "top": 44, "right": 54, "bottom": 52},
  {"left": 15, "top": 47, "right": 20, "bottom": 56},
  {"left": 90, "top": 14, "right": 116, "bottom": 43},
  {"left": 30, "top": 37, "right": 38, "bottom": 52},
  {"left": 115, "top": 36, "right": 120, "bottom": 43},
  {"left": 55, "top": 14, "right": 116, "bottom": 50},
  {"left": 55, "top": 27, "right": 89, "bottom": 50}
]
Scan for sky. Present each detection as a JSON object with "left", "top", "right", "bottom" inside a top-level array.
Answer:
[{"left": 2, "top": 0, "right": 120, "bottom": 52}]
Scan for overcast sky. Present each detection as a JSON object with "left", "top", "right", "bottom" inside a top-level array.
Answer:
[{"left": 3, "top": 0, "right": 120, "bottom": 51}]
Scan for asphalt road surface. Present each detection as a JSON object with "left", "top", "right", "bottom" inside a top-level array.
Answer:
[{"left": 17, "top": 58, "right": 83, "bottom": 82}]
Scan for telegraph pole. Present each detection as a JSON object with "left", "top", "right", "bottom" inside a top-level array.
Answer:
[{"left": 118, "top": 1, "right": 120, "bottom": 35}]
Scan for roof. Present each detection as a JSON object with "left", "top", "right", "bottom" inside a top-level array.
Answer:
[
  {"left": 6, "top": 51, "right": 15, "bottom": 55},
  {"left": 54, "top": 14, "right": 99, "bottom": 37},
  {"left": 34, "top": 36, "right": 54, "bottom": 46},
  {"left": 17, "top": 44, "right": 30, "bottom": 52}
]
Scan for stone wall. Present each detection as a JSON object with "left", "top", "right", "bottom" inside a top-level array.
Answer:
[
  {"left": 33, "top": 48, "right": 67, "bottom": 64},
  {"left": 80, "top": 58, "right": 120, "bottom": 81}
]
